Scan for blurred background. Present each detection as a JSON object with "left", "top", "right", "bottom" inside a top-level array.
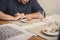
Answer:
[{"left": 38, "top": 0, "right": 60, "bottom": 14}]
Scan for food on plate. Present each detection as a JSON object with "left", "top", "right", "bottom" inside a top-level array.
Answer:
[
  {"left": 50, "top": 28, "right": 58, "bottom": 33},
  {"left": 43, "top": 28, "right": 58, "bottom": 33},
  {"left": 44, "top": 29, "right": 48, "bottom": 33}
]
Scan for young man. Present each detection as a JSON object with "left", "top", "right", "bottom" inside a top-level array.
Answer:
[{"left": 0, "top": 0, "right": 45, "bottom": 20}]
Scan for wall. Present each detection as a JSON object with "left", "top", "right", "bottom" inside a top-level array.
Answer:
[{"left": 38, "top": 0, "right": 60, "bottom": 14}]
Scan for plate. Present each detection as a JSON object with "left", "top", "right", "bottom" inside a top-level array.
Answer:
[
  {"left": 42, "top": 27, "right": 59, "bottom": 36},
  {"left": 20, "top": 19, "right": 27, "bottom": 23},
  {"left": 20, "top": 19, "right": 32, "bottom": 23},
  {"left": 20, "top": 19, "right": 33, "bottom": 23}
]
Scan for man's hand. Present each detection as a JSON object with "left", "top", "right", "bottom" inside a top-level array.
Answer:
[
  {"left": 15, "top": 13, "right": 26, "bottom": 19},
  {"left": 20, "top": 13, "right": 26, "bottom": 19}
]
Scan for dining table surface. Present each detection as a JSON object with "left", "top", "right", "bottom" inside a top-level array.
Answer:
[
  {"left": 0, "top": 20, "right": 46, "bottom": 40},
  {"left": 0, "top": 13, "right": 60, "bottom": 40}
]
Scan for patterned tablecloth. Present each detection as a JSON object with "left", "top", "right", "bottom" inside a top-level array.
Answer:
[{"left": 0, "top": 24, "right": 35, "bottom": 40}]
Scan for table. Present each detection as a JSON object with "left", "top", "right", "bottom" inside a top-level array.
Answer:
[
  {"left": 0, "top": 21, "right": 46, "bottom": 40},
  {"left": 0, "top": 13, "right": 59, "bottom": 40},
  {"left": 0, "top": 21, "right": 10, "bottom": 25},
  {"left": 9, "top": 13, "right": 54, "bottom": 29}
]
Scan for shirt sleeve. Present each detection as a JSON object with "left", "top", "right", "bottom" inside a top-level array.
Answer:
[
  {"left": 0, "top": 0, "right": 18, "bottom": 16},
  {"left": 0, "top": 0, "right": 7, "bottom": 12},
  {"left": 32, "top": 0, "right": 46, "bottom": 17}
]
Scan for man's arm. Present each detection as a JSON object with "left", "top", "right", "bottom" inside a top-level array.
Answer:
[
  {"left": 32, "top": 12, "right": 44, "bottom": 19},
  {"left": 31, "top": 0, "right": 46, "bottom": 18},
  {"left": 0, "top": 0, "right": 24, "bottom": 20},
  {"left": 0, "top": 0, "right": 17, "bottom": 20},
  {"left": 0, "top": 11, "right": 21, "bottom": 20},
  {"left": 26, "top": 0, "right": 46, "bottom": 19},
  {"left": 26, "top": 12, "right": 44, "bottom": 19}
]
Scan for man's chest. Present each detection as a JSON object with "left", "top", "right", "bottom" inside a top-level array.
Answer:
[
  {"left": 6, "top": 0, "right": 33, "bottom": 14},
  {"left": 16, "top": 4, "right": 32, "bottom": 14}
]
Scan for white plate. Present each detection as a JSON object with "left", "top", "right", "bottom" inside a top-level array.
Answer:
[
  {"left": 42, "top": 28, "right": 59, "bottom": 36},
  {"left": 20, "top": 19, "right": 33, "bottom": 23},
  {"left": 20, "top": 19, "right": 27, "bottom": 22}
]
